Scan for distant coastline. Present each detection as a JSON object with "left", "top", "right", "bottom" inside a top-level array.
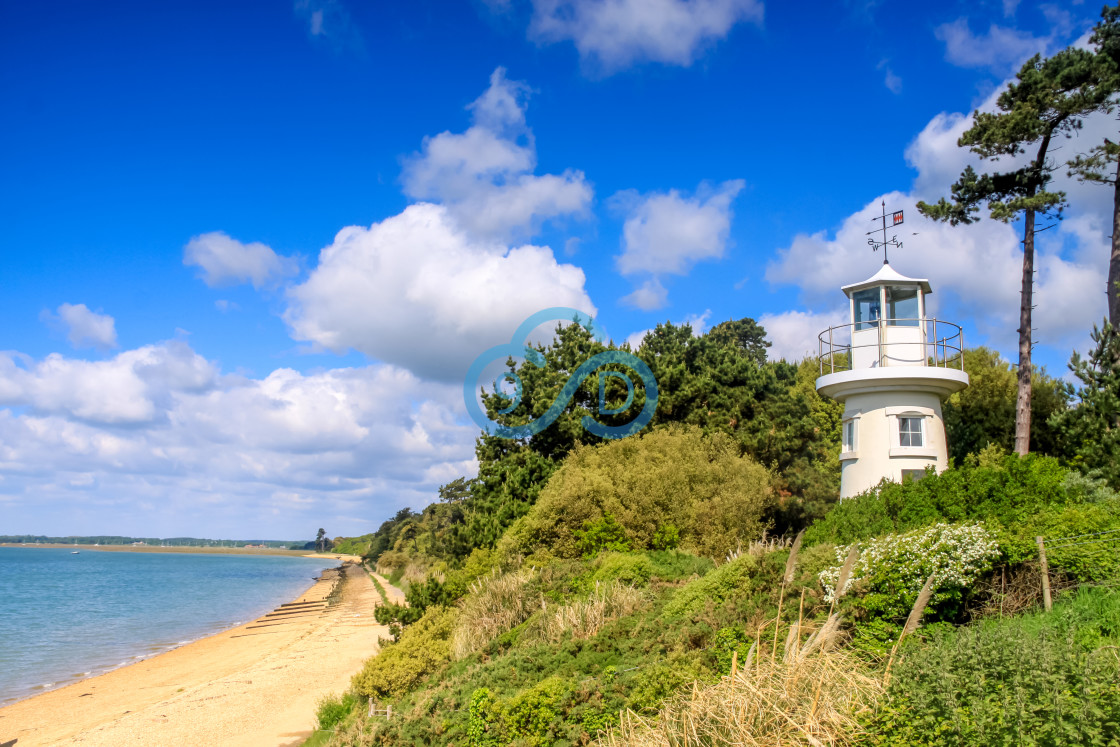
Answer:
[{"left": 0, "top": 542, "right": 360, "bottom": 560}]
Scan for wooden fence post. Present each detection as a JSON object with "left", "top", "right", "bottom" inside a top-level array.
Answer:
[{"left": 1036, "top": 536, "right": 1052, "bottom": 612}]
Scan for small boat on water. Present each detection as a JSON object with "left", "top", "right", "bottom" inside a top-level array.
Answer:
[{"left": 70, "top": 550, "right": 79, "bottom": 554}]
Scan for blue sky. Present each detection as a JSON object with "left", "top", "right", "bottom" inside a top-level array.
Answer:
[{"left": 0, "top": 0, "right": 1111, "bottom": 539}]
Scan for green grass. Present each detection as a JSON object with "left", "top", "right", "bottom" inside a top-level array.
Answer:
[
  {"left": 301, "top": 729, "right": 335, "bottom": 747},
  {"left": 364, "top": 563, "right": 390, "bottom": 605}
]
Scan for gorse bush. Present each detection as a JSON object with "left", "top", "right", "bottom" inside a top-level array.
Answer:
[
  {"left": 664, "top": 552, "right": 768, "bottom": 617},
  {"left": 503, "top": 425, "right": 772, "bottom": 561},
  {"left": 351, "top": 605, "right": 457, "bottom": 700},
  {"left": 589, "top": 552, "right": 655, "bottom": 587}
]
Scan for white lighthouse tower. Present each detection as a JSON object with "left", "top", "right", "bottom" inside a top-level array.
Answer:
[{"left": 815, "top": 211, "right": 969, "bottom": 498}]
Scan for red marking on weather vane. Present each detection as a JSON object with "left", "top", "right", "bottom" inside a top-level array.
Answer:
[{"left": 866, "top": 200, "right": 904, "bottom": 264}]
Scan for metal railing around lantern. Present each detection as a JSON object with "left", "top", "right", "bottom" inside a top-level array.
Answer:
[{"left": 817, "top": 318, "right": 965, "bottom": 375}]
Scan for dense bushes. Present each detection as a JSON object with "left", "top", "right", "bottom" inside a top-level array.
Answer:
[
  {"left": 804, "top": 453, "right": 1120, "bottom": 579},
  {"left": 663, "top": 552, "right": 769, "bottom": 617},
  {"left": 351, "top": 606, "right": 457, "bottom": 700},
  {"left": 820, "top": 523, "right": 1001, "bottom": 652},
  {"left": 503, "top": 426, "right": 772, "bottom": 561},
  {"left": 862, "top": 587, "right": 1120, "bottom": 746}
]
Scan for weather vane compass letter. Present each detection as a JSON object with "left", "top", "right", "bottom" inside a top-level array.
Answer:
[{"left": 866, "top": 200, "right": 904, "bottom": 264}]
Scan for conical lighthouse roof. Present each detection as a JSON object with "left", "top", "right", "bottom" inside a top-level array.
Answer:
[{"left": 840, "top": 262, "right": 932, "bottom": 297}]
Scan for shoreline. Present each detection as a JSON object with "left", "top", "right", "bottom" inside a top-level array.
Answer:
[
  {"left": 0, "top": 561, "right": 399, "bottom": 746},
  {"left": 0, "top": 542, "right": 362, "bottom": 561},
  {"left": 0, "top": 557, "right": 343, "bottom": 708}
]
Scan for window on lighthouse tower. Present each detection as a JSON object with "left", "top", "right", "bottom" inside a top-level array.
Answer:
[{"left": 899, "top": 417, "right": 924, "bottom": 447}]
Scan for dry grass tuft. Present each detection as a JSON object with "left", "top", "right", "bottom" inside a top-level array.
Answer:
[
  {"left": 450, "top": 567, "right": 537, "bottom": 659},
  {"left": 544, "top": 580, "right": 648, "bottom": 642},
  {"left": 726, "top": 533, "right": 794, "bottom": 564},
  {"left": 599, "top": 645, "right": 883, "bottom": 747}
]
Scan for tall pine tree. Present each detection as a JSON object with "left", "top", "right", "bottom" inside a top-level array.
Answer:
[
  {"left": 1066, "top": 5, "right": 1120, "bottom": 326},
  {"left": 918, "top": 47, "right": 1109, "bottom": 454}
]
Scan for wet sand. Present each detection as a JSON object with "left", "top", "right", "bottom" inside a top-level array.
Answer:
[{"left": 0, "top": 563, "right": 404, "bottom": 747}]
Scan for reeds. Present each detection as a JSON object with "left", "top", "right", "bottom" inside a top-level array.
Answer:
[
  {"left": 771, "top": 530, "right": 805, "bottom": 661},
  {"left": 599, "top": 639, "right": 882, "bottom": 747},
  {"left": 883, "top": 573, "right": 936, "bottom": 683},
  {"left": 828, "top": 545, "right": 859, "bottom": 612},
  {"left": 450, "top": 567, "right": 536, "bottom": 659},
  {"left": 544, "top": 580, "right": 648, "bottom": 642}
]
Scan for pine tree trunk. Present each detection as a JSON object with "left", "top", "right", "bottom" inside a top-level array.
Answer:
[
  {"left": 1015, "top": 208, "right": 1034, "bottom": 456},
  {"left": 1109, "top": 158, "right": 1120, "bottom": 328},
  {"left": 1014, "top": 134, "right": 1054, "bottom": 456}
]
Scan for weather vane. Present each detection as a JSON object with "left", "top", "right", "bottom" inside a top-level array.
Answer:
[{"left": 866, "top": 200, "right": 904, "bottom": 264}]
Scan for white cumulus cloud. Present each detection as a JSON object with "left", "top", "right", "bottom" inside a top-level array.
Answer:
[
  {"left": 934, "top": 18, "right": 1047, "bottom": 73},
  {"left": 528, "top": 0, "right": 763, "bottom": 73},
  {"left": 184, "top": 231, "right": 299, "bottom": 289},
  {"left": 284, "top": 202, "right": 596, "bottom": 382},
  {"left": 613, "top": 180, "right": 744, "bottom": 308},
  {"left": 0, "top": 342, "right": 479, "bottom": 538},
  {"left": 41, "top": 303, "right": 119, "bottom": 351},
  {"left": 401, "top": 68, "right": 592, "bottom": 242},
  {"left": 758, "top": 309, "right": 847, "bottom": 363}
]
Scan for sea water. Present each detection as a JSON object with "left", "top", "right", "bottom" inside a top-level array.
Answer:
[{"left": 0, "top": 547, "right": 338, "bottom": 705}]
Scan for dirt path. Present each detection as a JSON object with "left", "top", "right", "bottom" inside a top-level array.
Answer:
[{"left": 0, "top": 562, "right": 404, "bottom": 747}]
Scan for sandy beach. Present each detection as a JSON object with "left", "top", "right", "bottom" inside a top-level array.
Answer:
[{"left": 0, "top": 562, "right": 404, "bottom": 747}]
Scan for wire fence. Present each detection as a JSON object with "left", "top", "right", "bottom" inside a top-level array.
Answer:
[{"left": 1036, "top": 527, "right": 1120, "bottom": 611}]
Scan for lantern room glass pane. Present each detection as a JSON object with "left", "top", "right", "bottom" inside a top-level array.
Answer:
[
  {"left": 886, "top": 286, "right": 919, "bottom": 327},
  {"left": 853, "top": 289, "right": 881, "bottom": 331}
]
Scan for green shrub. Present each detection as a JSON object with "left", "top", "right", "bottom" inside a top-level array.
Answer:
[
  {"left": 805, "top": 454, "right": 1120, "bottom": 581},
  {"left": 504, "top": 425, "right": 772, "bottom": 561},
  {"left": 314, "top": 691, "right": 356, "bottom": 730},
  {"left": 862, "top": 587, "right": 1120, "bottom": 746},
  {"left": 503, "top": 677, "right": 567, "bottom": 745},
  {"left": 665, "top": 553, "right": 766, "bottom": 617},
  {"left": 468, "top": 687, "right": 503, "bottom": 747},
  {"left": 575, "top": 513, "right": 632, "bottom": 557},
  {"left": 590, "top": 552, "right": 654, "bottom": 587},
  {"left": 805, "top": 453, "right": 1076, "bottom": 546},
  {"left": 652, "top": 523, "right": 681, "bottom": 550},
  {"left": 352, "top": 605, "right": 457, "bottom": 699},
  {"left": 625, "top": 651, "right": 711, "bottom": 713},
  {"left": 819, "top": 523, "right": 999, "bottom": 653},
  {"left": 645, "top": 550, "right": 715, "bottom": 582}
]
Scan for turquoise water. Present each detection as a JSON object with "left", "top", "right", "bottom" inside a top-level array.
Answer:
[{"left": 0, "top": 547, "right": 338, "bottom": 705}]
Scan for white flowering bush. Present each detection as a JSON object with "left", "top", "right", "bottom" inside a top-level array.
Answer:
[{"left": 818, "top": 523, "right": 1000, "bottom": 629}]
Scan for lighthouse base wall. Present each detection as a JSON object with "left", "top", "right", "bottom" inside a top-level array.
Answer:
[{"left": 838, "top": 390, "right": 950, "bottom": 499}]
